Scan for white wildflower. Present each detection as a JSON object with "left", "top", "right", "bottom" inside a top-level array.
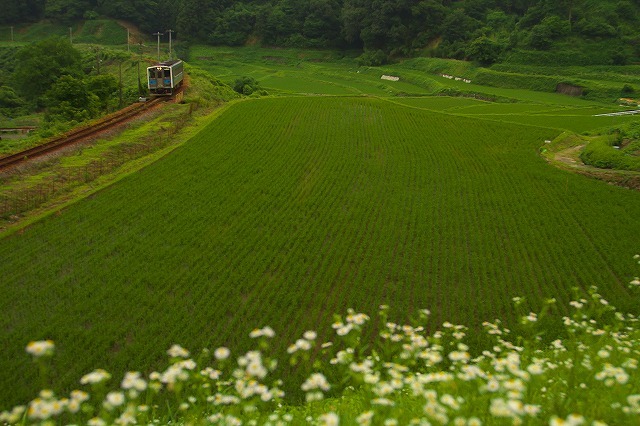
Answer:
[
  {"left": 80, "top": 369, "right": 112, "bottom": 385},
  {"left": 356, "top": 411, "right": 374, "bottom": 426},
  {"left": 105, "top": 391, "right": 125, "bottom": 407},
  {"left": 167, "top": 344, "right": 189, "bottom": 358},
  {"left": 319, "top": 412, "right": 340, "bottom": 426},
  {"left": 301, "top": 373, "right": 331, "bottom": 392},
  {"left": 214, "top": 347, "right": 231, "bottom": 360},
  {"left": 121, "top": 371, "right": 147, "bottom": 392},
  {"left": 25, "top": 340, "right": 55, "bottom": 357},
  {"left": 249, "top": 326, "right": 275, "bottom": 338}
]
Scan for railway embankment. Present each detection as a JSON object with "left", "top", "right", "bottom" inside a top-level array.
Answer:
[{"left": 0, "top": 93, "right": 227, "bottom": 236}]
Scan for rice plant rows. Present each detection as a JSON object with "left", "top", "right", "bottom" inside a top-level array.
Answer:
[{"left": 1, "top": 97, "right": 639, "bottom": 407}]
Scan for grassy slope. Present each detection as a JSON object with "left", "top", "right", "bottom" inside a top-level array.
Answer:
[
  {"left": 1, "top": 97, "right": 639, "bottom": 407},
  {"left": 0, "top": 20, "right": 129, "bottom": 45}
]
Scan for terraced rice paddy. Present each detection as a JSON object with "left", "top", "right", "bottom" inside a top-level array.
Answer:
[{"left": 1, "top": 96, "right": 639, "bottom": 406}]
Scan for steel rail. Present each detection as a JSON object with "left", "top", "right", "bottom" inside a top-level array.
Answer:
[{"left": 0, "top": 97, "right": 165, "bottom": 171}]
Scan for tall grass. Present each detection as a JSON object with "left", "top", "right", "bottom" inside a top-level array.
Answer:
[{"left": 2, "top": 275, "right": 640, "bottom": 425}]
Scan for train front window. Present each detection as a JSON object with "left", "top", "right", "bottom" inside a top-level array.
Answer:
[{"left": 164, "top": 70, "right": 170, "bottom": 78}]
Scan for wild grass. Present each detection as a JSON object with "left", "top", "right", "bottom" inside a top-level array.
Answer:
[{"left": 3, "top": 277, "right": 640, "bottom": 425}]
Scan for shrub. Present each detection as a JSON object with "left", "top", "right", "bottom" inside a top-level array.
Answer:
[
  {"left": 581, "top": 135, "right": 640, "bottom": 171},
  {"left": 233, "top": 76, "right": 261, "bottom": 96},
  {"left": 356, "top": 50, "right": 388, "bottom": 67},
  {"left": 622, "top": 84, "right": 635, "bottom": 96}
]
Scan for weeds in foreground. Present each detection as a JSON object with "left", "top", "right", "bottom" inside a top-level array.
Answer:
[{"left": 2, "top": 256, "right": 640, "bottom": 425}]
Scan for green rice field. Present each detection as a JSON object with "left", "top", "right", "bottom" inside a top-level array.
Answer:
[{"left": 1, "top": 95, "right": 640, "bottom": 406}]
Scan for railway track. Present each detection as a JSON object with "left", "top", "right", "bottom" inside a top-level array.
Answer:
[{"left": 0, "top": 97, "right": 166, "bottom": 171}]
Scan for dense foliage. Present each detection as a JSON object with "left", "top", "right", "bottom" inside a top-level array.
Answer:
[
  {"left": 3, "top": 0, "right": 640, "bottom": 64},
  {"left": 1, "top": 37, "right": 139, "bottom": 127},
  {"left": 580, "top": 122, "right": 640, "bottom": 171}
]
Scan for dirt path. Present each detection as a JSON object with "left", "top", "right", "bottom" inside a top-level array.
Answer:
[
  {"left": 550, "top": 143, "right": 640, "bottom": 190},
  {"left": 554, "top": 144, "right": 585, "bottom": 168}
]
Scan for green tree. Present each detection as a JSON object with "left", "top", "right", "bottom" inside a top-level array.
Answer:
[
  {"left": 302, "top": 0, "right": 342, "bottom": 46},
  {"left": 210, "top": 3, "right": 256, "bottom": 46},
  {"left": 574, "top": 16, "right": 617, "bottom": 38},
  {"left": 44, "top": 0, "right": 90, "bottom": 24},
  {"left": 340, "top": 0, "right": 368, "bottom": 47},
  {"left": 528, "top": 15, "right": 570, "bottom": 49},
  {"left": 176, "top": 0, "right": 217, "bottom": 41},
  {"left": 86, "top": 74, "right": 118, "bottom": 111},
  {"left": 261, "top": 4, "right": 290, "bottom": 44},
  {"left": 0, "top": 0, "right": 45, "bottom": 24},
  {"left": 0, "top": 85, "right": 25, "bottom": 117},
  {"left": 12, "top": 37, "right": 83, "bottom": 105},
  {"left": 411, "top": 0, "right": 448, "bottom": 43},
  {"left": 44, "top": 75, "right": 99, "bottom": 122},
  {"left": 466, "top": 36, "right": 504, "bottom": 65},
  {"left": 440, "top": 8, "right": 482, "bottom": 42}
]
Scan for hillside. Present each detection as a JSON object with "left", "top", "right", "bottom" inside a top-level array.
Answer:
[{"left": 3, "top": 1, "right": 640, "bottom": 65}]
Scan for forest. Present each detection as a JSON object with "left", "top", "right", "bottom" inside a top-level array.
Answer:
[{"left": 2, "top": 0, "right": 640, "bottom": 65}]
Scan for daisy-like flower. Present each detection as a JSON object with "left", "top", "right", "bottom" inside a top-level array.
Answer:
[
  {"left": 214, "top": 347, "right": 231, "bottom": 360},
  {"left": 70, "top": 390, "right": 89, "bottom": 402},
  {"left": 121, "top": 371, "right": 147, "bottom": 392},
  {"left": 356, "top": 411, "right": 374, "bottom": 426},
  {"left": 303, "top": 330, "right": 317, "bottom": 340},
  {"left": 26, "top": 340, "right": 55, "bottom": 357},
  {"left": 249, "top": 326, "right": 275, "bottom": 338},
  {"left": 318, "top": 412, "right": 339, "bottom": 426},
  {"left": 87, "top": 417, "right": 106, "bottom": 426},
  {"left": 167, "top": 344, "right": 190, "bottom": 358},
  {"left": 301, "top": 373, "right": 331, "bottom": 392},
  {"left": 104, "top": 391, "right": 125, "bottom": 408},
  {"left": 80, "top": 369, "right": 111, "bottom": 385}
]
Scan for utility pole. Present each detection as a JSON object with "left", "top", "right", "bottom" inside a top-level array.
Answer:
[
  {"left": 137, "top": 43, "right": 144, "bottom": 96},
  {"left": 69, "top": 27, "right": 73, "bottom": 44},
  {"left": 127, "top": 28, "right": 130, "bottom": 52},
  {"left": 10, "top": 26, "right": 13, "bottom": 42},
  {"left": 153, "top": 32, "right": 163, "bottom": 62},
  {"left": 166, "top": 29, "right": 174, "bottom": 59}
]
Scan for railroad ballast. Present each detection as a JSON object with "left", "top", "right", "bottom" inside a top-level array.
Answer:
[{"left": 147, "top": 60, "right": 184, "bottom": 96}]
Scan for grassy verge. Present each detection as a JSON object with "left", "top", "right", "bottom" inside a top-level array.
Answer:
[{"left": 0, "top": 63, "right": 238, "bottom": 235}]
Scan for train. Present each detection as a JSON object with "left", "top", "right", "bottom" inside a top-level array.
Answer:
[{"left": 147, "top": 60, "right": 184, "bottom": 96}]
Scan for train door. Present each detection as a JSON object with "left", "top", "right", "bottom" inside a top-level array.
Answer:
[
  {"left": 163, "top": 69, "right": 172, "bottom": 94},
  {"left": 148, "top": 68, "right": 159, "bottom": 92}
]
